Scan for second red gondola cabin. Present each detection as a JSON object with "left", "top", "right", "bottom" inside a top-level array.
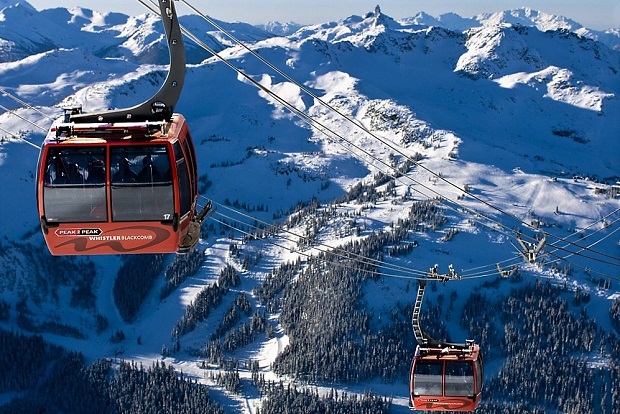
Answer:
[{"left": 409, "top": 342, "right": 483, "bottom": 411}]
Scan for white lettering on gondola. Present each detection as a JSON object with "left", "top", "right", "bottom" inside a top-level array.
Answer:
[
  {"left": 88, "top": 235, "right": 153, "bottom": 241},
  {"left": 56, "top": 228, "right": 102, "bottom": 237}
]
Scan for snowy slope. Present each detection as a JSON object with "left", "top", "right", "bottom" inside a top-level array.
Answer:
[{"left": 0, "top": 2, "right": 619, "bottom": 412}]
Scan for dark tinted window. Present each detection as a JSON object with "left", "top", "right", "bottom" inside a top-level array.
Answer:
[
  {"left": 110, "top": 146, "right": 174, "bottom": 221},
  {"left": 182, "top": 132, "right": 197, "bottom": 196},
  {"left": 43, "top": 147, "right": 106, "bottom": 223},
  {"left": 445, "top": 361, "right": 474, "bottom": 396},
  {"left": 110, "top": 146, "right": 171, "bottom": 184},
  {"left": 475, "top": 358, "right": 483, "bottom": 393},
  {"left": 173, "top": 141, "right": 191, "bottom": 217},
  {"left": 413, "top": 361, "right": 443, "bottom": 396}
]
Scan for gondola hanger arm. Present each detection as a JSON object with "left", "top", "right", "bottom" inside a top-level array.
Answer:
[{"left": 70, "top": 0, "right": 185, "bottom": 124}]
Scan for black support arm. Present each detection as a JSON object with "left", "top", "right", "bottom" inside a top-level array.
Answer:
[{"left": 71, "top": 0, "right": 185, "bottom": 124}]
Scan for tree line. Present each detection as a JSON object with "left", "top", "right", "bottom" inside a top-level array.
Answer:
[
  {"left": 0, "top": 328, "right": 225, "bottom": 413},
  {"left": 113, "top": 254, "right": 164, "bottom": 322},
  {"left": 171, "top": 263, "right": 240, "bottom": 339},
  {"left": 469, "top": 280, "right": 620, "bottom": 413}
]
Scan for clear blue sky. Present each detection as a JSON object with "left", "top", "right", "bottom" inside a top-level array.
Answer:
[{"left": 26, "top": 0, "right": 619, "bottom": 30}]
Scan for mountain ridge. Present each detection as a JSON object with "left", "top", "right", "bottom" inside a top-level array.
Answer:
[{"left": 1, "top": 2, "right": 618, "bottom": 65}]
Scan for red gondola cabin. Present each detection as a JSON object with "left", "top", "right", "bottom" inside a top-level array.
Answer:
[
  {"left": 37, "top": 114, "right": 201, "bottom": 255},
  {"left": 409, "top": 342, "right": 483, "bottom": 411},
  {"left": 36, "top": 0, "right": 210, "bottom": 255}
]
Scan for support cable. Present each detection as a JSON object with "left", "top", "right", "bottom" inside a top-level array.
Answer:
[
  {"left": 173, "top": 0, "right": 619, "bottom": 268},
  {"left": 0, "top": 125, "right": 41, "bottom": 150},
  {"left": 0, "top": 86, "right": 57, "bottom": 122},
  {"left": 0, "top": 103, "right": 48, "bottom": 133},
  {"left": 101, "top": 0, "right": 619, "bottom": 276},
  {"left": 210, "top": 202, "right": 430, "bottom": 278},
  {"left": 177, "top": 0, "right": 620, "bottom": 263}
]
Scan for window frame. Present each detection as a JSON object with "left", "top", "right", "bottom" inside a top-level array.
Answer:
[
  {"left": 413, "top": 360, "right": 444, "bottom": 397},
  {"left": 42, "top": 146, "right": 107, "bottom": 223},
  {"left": 109, "top": 145, "right": 175, "bottom": 222}
]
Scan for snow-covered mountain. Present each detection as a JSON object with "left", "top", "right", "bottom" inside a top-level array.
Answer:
[
  {"left": 403, "top": 7, "right": 620, "bottom": 51},
  {"left": 0, "top": 0, "right": 275, "bottom": 63},
  {"left": 257, "top": 21, "right": 303, "bottom": 36},
  {"left": 0, "top": 1, "right": 619, "bottom": 413}
]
